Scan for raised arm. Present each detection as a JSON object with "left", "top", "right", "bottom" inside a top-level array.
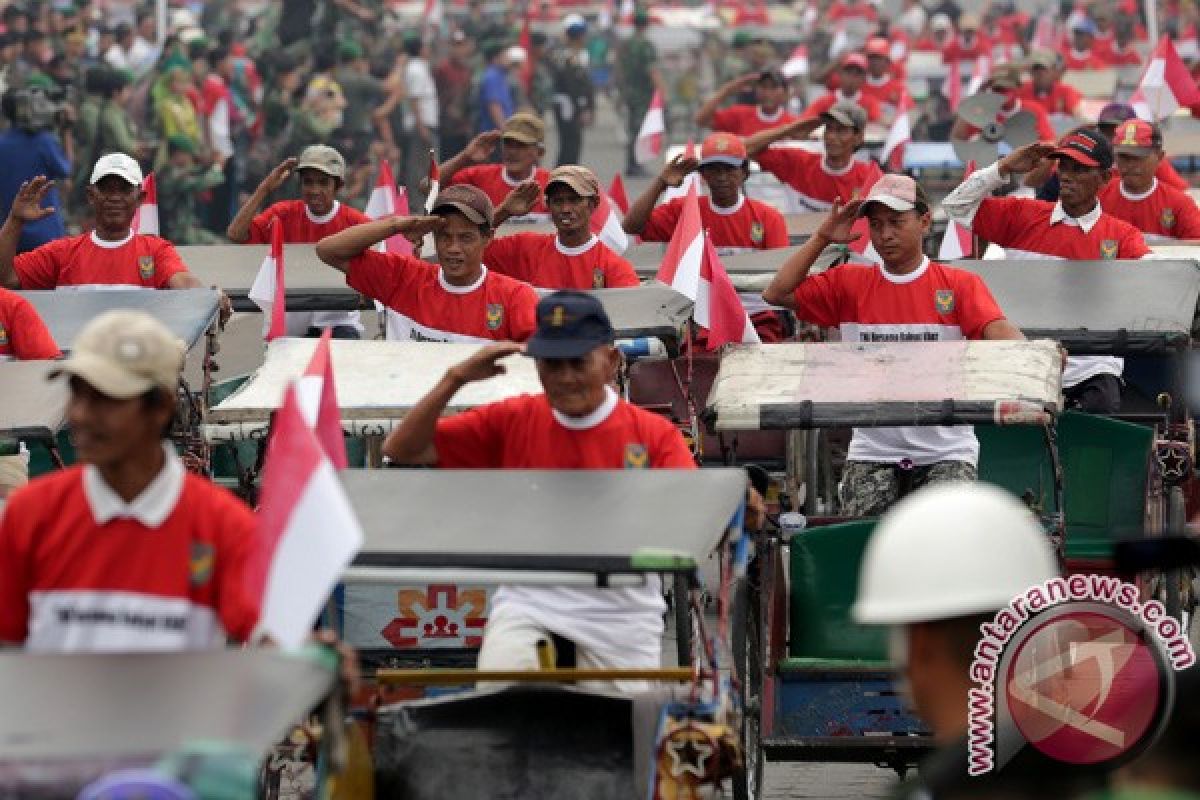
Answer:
[
  {"left": 743, "top": 116, "right": 822, "bottom": 158},
  {"left": 942, "top": 143, "right": 1054, "bottom": 229},
  {"left": 622, "top": 154, "right": 698, "bottom": 235},
  {"left": 226, "top": 158, "right": 297, "bottom": 242},
  {"left": 493, "top": 181, "right": 543, "bottom": 228},
  {"left": 762, "top": 198, "right": 863, "bottom": 309},
  {"left": 438, "top": 130, "right": 502, "bottom": 184},
  {"left": 0, "top": 177, "right": 55, "bottom": 289},
  {"left": 694, "top": 74, "right": 757, "bottom": 129},
  {"left": 315, "top": 216, "right": 445, "bottom": 272}
]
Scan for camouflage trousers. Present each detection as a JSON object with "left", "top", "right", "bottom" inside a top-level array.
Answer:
[{"left": 839, "top": 460, "right": 977, "bottom": 517}]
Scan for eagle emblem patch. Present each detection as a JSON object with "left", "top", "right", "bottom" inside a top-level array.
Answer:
[
  {"left": 1162, "top": 208, "right": 1176, "bottom": 230},
  {"left": 593, "top": 266, "right": 605, "bottom": 289},
  {"left": 750, "top": 221, "right": 764, "bottom": 244},
  {"left": 1100, "top": 239, "right": 1118, "bottom": 260},
  {"left": 624, "top": 444, "right": 649, "bottom": 469},
  {"left": 486, "top": 303, "right": 504, "bottom": 330},
  {"left": 0, "top": 325, "right": 7, "bottom": 347},
  {"left": 138, "top": 256, "right": 155, "bottom": 280},
  {"left": 190, "top": 542, "right": 214, "bottom": 587},
  {"left": 935, "top": 289, "right": 955, "bottom": 314}
]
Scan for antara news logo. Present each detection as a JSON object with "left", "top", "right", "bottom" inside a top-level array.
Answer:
[{"left": 967, "top": 574, "right": 1195, "bottom": 776}]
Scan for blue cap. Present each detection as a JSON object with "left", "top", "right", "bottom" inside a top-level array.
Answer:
[
  {"left": 1072, "top": 17, "right": 1099, "bottom": 36},
  {"left": 525, "top": 291, "right": 614, "bottom": 359}
]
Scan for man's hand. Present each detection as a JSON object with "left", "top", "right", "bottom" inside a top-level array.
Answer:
[
  {"left": 447, "top": 342, "right": 525, "bottom": 385},
  {"left": 394, "top": 214, "right": 446, "bottom": 240},
  {"left": 660, "top": 153, "right": 699, "bottom": 188},
  {"left": 8, "top": 177, "right": 56, "bottom": 223},
  {"left": 788, "top": 116, "right": 824, "bottom": 139},
  {"left": 998, "top": 142, "right": 1056, "bottom": 177},
  {"left": 745, "top": 485, "right": 766, "bottom": 533},
  {"left": 215, "top": 287, "right": 232, "bottom": 328},
  {"left": 723, "top": 73, "right": 759, "bottom": 96},
  {"left": 816, "top": 197, "right": 865, "bottom": 244},
  {"left": 498, "top": 181, "right": 542, "bottom": 218},
  {"left": 465, "top": 131, "right": 502, "bottom": 164},
  {"left": 259, "top": 158, "right": 298, "bottom": 194}
]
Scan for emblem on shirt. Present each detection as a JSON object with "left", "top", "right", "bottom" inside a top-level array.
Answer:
[
  {"left": 1162, "top": 208, "right": 1176, "bottom": 230},
  {"left": 138, "top": 256, "right": 155, "bottom": 280},
  {"left": 593, "top": 266, "right": 605, "bottom": 289},
  {"left": 486, "top": 303, "right": 504, "bottom": 330},
  {"left": 1100, "top": 239, "right": 1118, "bottom": 260},
  {"left": 190, "top": 541, "right": 214, "bottom": 587},
  {"left": 0, "top": 325, "right": 7, "bottom": 347},
  {"left": 624, "top": 443, "right": 649, "bottom": 469},
  {"left": 750, "top": 221, "right": 765, "bottom": 244},
  {"left": 935, "top": 289, "right": 955, "bottom": 314}
]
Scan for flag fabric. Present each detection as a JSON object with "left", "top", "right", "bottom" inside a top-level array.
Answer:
[
  {"left": 248, "top": 222, "right": 287, "bottom": 341},
  {"left": 938, "top": 161, "right": 976, "bottom": 260},
  {"left": 782, "top": 44, "right": 809, "bottom": 78},
  {"left": 1131, "top": 36, "right": 1200, "bottom": 121},
  {"left": 881, "top": 90, "right": 915, "bottom": 171},
  {"left": 964, "top": 55, "right": 992, "bottom": 98},
  {"left": 634, "top": 90, "right": 665, "bottom": 164},
  {"left": 829, "top": 23, "right": 849, "bottom": 60},
  {"left": 424, "top": 153, "right": 441, "bottom": 213},
  {"left": 589, "top": 189, "right": 630, "bottom": 254},
  {"left": 295, "top": 328, "right": 348, "bottom": 470},
  {"left": 518, "top": 13, "right": 534, "bottom": 93},
  {"left": 608, "top": 173, "right": 630, "bottom": 215},
  {"left": 133, "top": 173, "right": 159, "bottom": 236},
  {"left": 1031, "top": 14, "right": 1059, "bottom": 51},
  {"left": 943, "top": 59, "right": 962, "bottom": 112},
  {"left": 656, "top": 184, "right": 706, "bottom": 300},
  {"left": 365, "top": 160, "right": 412, "bottom": 255},
  {"left": 700, "top": 232, "right": 760, "bottom": 348},
  {"left": 249, "top": 384, "right": 363, "bottom": 648}
]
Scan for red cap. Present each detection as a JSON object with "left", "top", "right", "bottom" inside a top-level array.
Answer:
[
  {"left": 1112, "top": 119, "right": 1162, "bottom": 154},
  {"left": 1051, "top": 128, "right": 1113, "bottom": 170},
  {"left": 699, "top": 132, "right": 748, "bottom": 167},
  {"left": 842, "top": 53, "right": 869, "bottom": 71},
  {"left": 865, "top": 38, "right": 891, "bottom": 58}
]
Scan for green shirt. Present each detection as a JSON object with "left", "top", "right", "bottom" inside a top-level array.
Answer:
[{"left": 616, "top": 33, "right": 657, "bottom": 107}]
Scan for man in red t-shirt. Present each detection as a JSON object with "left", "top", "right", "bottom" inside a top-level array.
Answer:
[
  {"left": 0, "top": 310, "right": 258, "bottom": 651},
  {"left": 483, "top": 165, "right": 638, "bottom": 289},
  {"left": 803, "top": 54, "right": 883, "bottom": 123},
  {"left": 762, "top": 175, "right": 1023, "bottom": 516},
  {"left": 694, "top": 68, "right": 798, "bottom": 137},
  {"left": 1015, "top": 50, "right": 1082, "bottom": 117},
  {"left": 316, "top": 184, "right": 537, "bottom": 342},
  {"left": 862, "top": 38, "right": 907, "bottom": 122},
  {"left": 944, "top": 132, "right": 1148, "bottom": 412},
  {"left": 942, "top": 14, "right": 991, "bottom": 63},
  {"left": 227, "top": 145, "right": 369, "bottom": 338},
  {"left": 0, "top": 155, "right": 227, "bottom": 321},
  {"left": 0, "top": 287, "right": 59, "bottom": 361},
  {"left": 745, "top": 101, "right": 883, "bottom": 212},
  {"left": 1097, "top": 104, "right": 1189, "bottom": 190},
  {"left": 439, "top": 112, "right": 552, "bottom": 222},
  {"left": 1099, "top": 120, "right": 1200, "bottom": 240},
  {"left": 1064, "top": 17, "right": 1107, "bottom": 70},
  {"left": 382, "top": 291, "right": 696, "bottom": 678}
]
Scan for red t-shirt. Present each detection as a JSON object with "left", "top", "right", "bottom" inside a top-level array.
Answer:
[
  {"left": 755, "top": 148, "right": 883, "bottom": 212},
  {"left": 826, "top": 2, "right": 878, "bottom": 22},
  {"left": 1013, "top": 81, "right": 1082, "bottom": 117},
  {"left": 1156, "top": 161, "right": 1189, "bottom": 191},
  {"left": 0, "top": 289, "right": 60, "bottom": 360},
  {"left": 0, "top": 468, "right": 259, "bottom": 651},
  {"left": 861, "top": 74, "right": 907, "bottom": 113},
  {"left": 449, "top": 165, "right": 552, "bottom": 218},
  {"left": 434, "top": 392, "right": 696, "bottom": 469},
  {"left": 483, "top": 232, "right": 639, "bottom": 289},
  {"left": 710, "top": 104, "right": 800, "bottom": 137},
  {"left": 247, "top": 200, "right": 370, "bottom": 244},
  {"left": 642, "top": 195, "right": 790, "bottom": 250},
  {"left": 1098, "top": 178, "right": 1200, "bottom": 239},
  {"left": 970, "top": 197, "right": 1150, "bottom": 259},
  {"left": 803, "top": 90, "right": 883, "bottom": 123},
  {"left": 1063, "top": 48, "right": 1106, "bottom": 70},
  {"left": 1106, "top": 44, "right": 1144, "bottom": 67},
  {"left": 13, "top": 232, "right": 188, "bottom": 290},
  {"left": 346, "top": 250, "right": 538, "bottom": 342},
  {"left": 943, "top": 35, "right": 992, "bottom": 63}
]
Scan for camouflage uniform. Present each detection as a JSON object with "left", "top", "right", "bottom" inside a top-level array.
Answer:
[
  {"left": 614, "top": 28, "right": 658, "bottom": 172},
  {"left": 157, "top": 161, "right": 227, "bottom": 245},
  {"left": 839, "top": 460, "right": 977, "bottom": 517}
]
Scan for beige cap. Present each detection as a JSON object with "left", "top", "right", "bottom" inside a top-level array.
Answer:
[
  {"left": 547, "top": 165, "right": 600, "bottom": 197},
  {"left": 1028, "top": 49, "right": 1058, "bottom": 69},
  {"left": 989, "top": 64, "right": 1024, "bottom": 91},
  {"left": 432, "top": 184, "right": 495, "bottom": 229},
  {"left": 959, "top": 13, "right": 981, "bottom": 30},
  {"left": 296, "top": 144, "right": 346, "bottom": 179},
  {"left": 502, "top": 111, "right": 546, "bottom": 144},
  {"left": 856, "top": 174, "right": 931, "bottom": 216},
  {"left": 90, "top": 152, "right": 143, "bottom": 186},
  {"left": 50, "top": 310, "right": 185, "bottom": 399}
]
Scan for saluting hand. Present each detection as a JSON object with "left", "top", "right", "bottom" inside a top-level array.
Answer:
[
  {"left": 465, "top": 131, "right": 503, "bottom": 164},
  {"left": 260, "top": 158, "right": 298, "bottom": 194},
  {"left": 9, "top": 177, "right": 56, "bottom": 223},
  {"left": 998, "top": 142, "right": 1056, "bottom": 176},
  {"left": 816, "top": 197, "right": 865, "bottom": 244},
  {"left": 660, "top": 153, "right": 699, "bottom": 188},
  {"left": 449, "top": 342, "right": 526, "bottom": 384},
  {"left": 499, "top": 181, "right": 542, "bottom": 218}
]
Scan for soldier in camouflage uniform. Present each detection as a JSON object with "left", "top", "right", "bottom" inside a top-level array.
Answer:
[
  {"left": 613, "top": 8, "right": 660, "bottom": 177},
  {"left": 156, "top": 135, "right": 226, "bottom": 245},
  {"left": 839, "top": 461, "right": 977, "bottom": 517},
  {"left": 550, "top": 16, "right": 595, "bottom": 167}
]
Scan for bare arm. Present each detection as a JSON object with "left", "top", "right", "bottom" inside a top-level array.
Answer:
[
  {"left": 743, "top": 116, "right": 822, "bottom": 158},
  {"left": 762, "top": 198, "right": 863, "bottom": 309},
  {"left": 493, "top": 181, "right": 542, "bottom": 228},
  {"left": 694, "top": 74, "right": 757, "bottom": 128},
  {"left": 0, "top": 177, "right": 55, "bottom": 289},
  {"left": 226, "top": 158, "right": 297, "bottom": 242},
  {"left": 981, "top": 318, "right": 1025, "bottom": 340},
  {"left": 439, "top": 130, "right": 502, "bottom": 184},
  {"left": 316, "top": 216, "right": 445, "bottom": 272},
  {"left": 622, "top": 154, "right": 698, "bottom": 235}
]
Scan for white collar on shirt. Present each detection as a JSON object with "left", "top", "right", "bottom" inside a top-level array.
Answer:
[
  {"left": 1050, "top": 200, "right": 1102, "bottom": 234},
  {"left": 305, "top": 200, "right": 341, "bottom": 225},
  {"left": 438, "top": 264, "right": 488, "bottom": 294},
  {"left": 866, "top": 73, "right": 892, "bottom": 87},
  {"left": 503, "top": 167, "right": 536, "bottom": 187},
  {"left": 90, "top": 229, "right": 134, "bottom": 249},
  {"left": 756, "top": 106, "right": 784, "bottom": 123},
  {"left": 552, "top": 385, "right": 619, "bottom": 430},
  {"left": 1069, "top": 48, "right": 1092, "bottom": 60},
  {"left": 878, "top": 255, "right": 930, "bottom": 284},
  {"left": 836, "top": 89, "right": 862, "bottom": 104},
  {"left": 83, "top": 442, "right": 185, "bottom": 528},
  {"left": 555, "top": 234, "right": 599, "bottom": 256},
  {"left": 707, "top": 193, "right": 745, "bottom": 216},
  {"left": 1120, "top": 177, "right": 1158, "bottom": 202},
  {"left": 821, "top": 157, "right": 855, "bottom": 177}
]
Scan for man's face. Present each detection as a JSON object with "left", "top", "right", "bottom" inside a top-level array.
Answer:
[
  {"left": 535, "top": 345, "right": 619, "bottom": 417},
  {"left": 867, "top": 54, "right": 889, "bottom": 78},
  {"left": 839, "top": 66, "right": 865, "bottom": 93},
  {"left": 754, "top": 79, "right": 786, "bottom": 111},
  {"left": 545, "top": 184, "right": 595, "bottom": 237},
  {"left": 86, "top": 176, "right": 141, "bottom": 231},
  {"left": 299, "top": 169, "right": 338, "bottom": 216},
  {"left": 138, "top": 16, "right": 155, "bottom": 40},
  {"left": 433, "top": 212, "right": 489, "bottom": 281},
  {"left": 67, "top": 378, "right": 172, "bottom": 469},
  {"left": 699, "top": 162, "right": 745, "bottom": 205},
  {"left": 1056, "top": 157, "right": 1107, "bottom": 209},
  {"left": 452, "top": 38, "right": 472, "bottom": 61},
  {"left": 1073, "top": 30, "right": 1093, "bottom": 51},
  {"left": 1116, "top": 150, "right": 1161, "bottom": 188},
  {"left": 822, "top": 119, "right": 862, "bottom": 161},
  {"left": 865, "top": 205, "right": 929, "bottom": 268},
  {"left": 1031, "top": 64, "right": 1053, "bottom": 92},
  {"left": 501, "top": 137, "right": 541, "bottom": 177}
]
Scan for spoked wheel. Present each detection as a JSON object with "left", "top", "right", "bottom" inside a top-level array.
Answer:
[
  {"left": 731, "top": 577, "right": 763, "bottom": 800},
  {"left": 672, "top": 572, "right": 693, "bottom": 667},
  {"left": 1165, "top": 487, "right": 1188, "bottom": 623}
]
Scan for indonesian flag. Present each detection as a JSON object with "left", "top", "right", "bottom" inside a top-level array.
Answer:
[
  {"left": 608, "top": 173, "right": 630, "bottom": 215},
  {"left": 1031, "top": 14, "right": 1061, "bottom": 51},
  {"left": 965, "top": 54, "right": 992, "bottom": 98},
  {"left": 249, "top": 384, "right": 363, "bottom": 648},
  {"left": 635, "top": 90, "right": 665, "bottom": 165},
  {"left": 890, "top": 33, "right": 909, "bottom": 68},
  {"left": 1131, "top": 36, "right": 1200, "bottom": 121},
  {"left": 881, "top": 90, "right": 915, "bottom": 171},
  {"left": 590, "top": 189, "right": 629, "bottom": 254},
  {"left": 247, "top": 221, "right": 287, "bottom": 341},
  {"left": 938, "top": 161, "right": 976, "bottom": 260},
  {"left": 943, "top": 59, "right": 962, "bottom": 112},
  {"left": 296, "top": 328, "right": 348, "bottom": 470},
  {"left": 424, "top": 153, "right": 440, "bottom": 213},
  {"left": 365, "top": 160, "right": 412, "bottom": 256},
  {"left": 423, "top": 0, "right": 443, "bottom": 28},
  {"left": 782, "top": 45, "right": 809, "bottom": 78},
  {"left": 518, "top": 12, "right": 534, "bottom": 93},
  {"left": 700, "top": 232, "right": 759, "bottom": 348},
  {"left": 133, "top": 173, "right": 159, "bottom": 236},
  {"left": 829, "top": 24, "right": 849, "bottom": 61}
]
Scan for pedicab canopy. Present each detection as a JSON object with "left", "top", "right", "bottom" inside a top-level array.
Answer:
[
  {"left": 952, "top": 260, "right": 1200, "bottom": 353},
  {"left": 342, "top": 468, "right": 747, "bottom": 585},
  {"left": 0, "top": 361, "right": 67, "bottom": 443},
  {"left": 704, "top": 340, "right": 1063, "bottom": 432},
  {"left": 0, "top": 648, "right": 335, "bottom": 792},
  {"left": 627, "top": 242, "right": 807, "bottom": 276},
  {"left": 205, "top": 339, "right": 543, "bottom": 441},
  {"left": 18, "top": 289, "right": 221, "bottom": 353},
  {"left": 557, "top": 285, "right": 692, "bottom": 356},
  {"left": 179, "top": 244, "right": 358, "bottom": 312}
]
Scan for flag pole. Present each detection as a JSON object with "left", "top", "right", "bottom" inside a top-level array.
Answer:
[{"left": 1145, "top": 0, "right": 1159, "bottom": 53}]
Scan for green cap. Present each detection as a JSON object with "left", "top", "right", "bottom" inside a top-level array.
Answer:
[
  {"left": 24, "top": 72, "right": 55, "bottom": 90},
  {"left": 732, "top": 31, "right": 753, "bottom": 47},
  {"left": 167, "top": 134, "right": 199, "bottom": 155},
  {"left": 337, "top": 39, "right": 363, "bottom": 60}
]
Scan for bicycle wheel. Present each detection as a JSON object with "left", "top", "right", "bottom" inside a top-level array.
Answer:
[{"left": 731, "top": 576, "right": 763, "bottom": 800}]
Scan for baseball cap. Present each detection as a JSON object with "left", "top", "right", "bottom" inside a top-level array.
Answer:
[
  {"left": 50, "top": 310, "right": 185, "bottom": 399},
  {"left": 296, "top": 144, "right": 346, "bottom": 179},
  {"left": 506, "top": 45, "right": 527, "bottom": 63},
  {"left": 1028, "top": 49, "right": 1058, "bottom": 69},
  {"left": 1051, "top": 127, "right": 1114, "bottom": 170},
  {"left": 757, "top": 67, "right": 787, "bottom": 86},
  {"left": 525, "top": 290, "right": 615, "bottom": 359},
  {"left": 166, "top": 134, "right": 199, "bottom": 155},
  {"left": 959, "top": 13, "right": 981, "bottom": 30},
  {"left": 432, "top": 184, "right": 495, "bottom": 229},
  {"left": 1097, "top": 102, "right": 1137, "bottom": 127},
  {"left": 841, "top": 53, "right": 868, "bottom": 71},
  {"left": 856, "top": 174, "right": 931, "bottom": 216},
  {"left": 931, "top": 13, "right": 953, "bottom": 30},
  {"left": 90, "top": 152, "right": 143, "bottom": 186},
  {"left": 502, "top": 111, "right": 546, "bottom": 144},
  {"left": 1072, "top": 16, "right": 1099, "bottom": 35},
  {"left": 821, "top": 100, "right": 867, "bottom": 131},
  {"left": 563, "top": 13, "right": 587, "bottom": 35},
  {"left": 547, "top": 165, "right": 600, "bottom": 197},
  {"left": 1112, "top": 119, "right": 1163, "bottom": 156},
  {"left": 865, "top": 37, "right": 891, "bottom": 59},
  {"left": 450, "top": 29, "right": 467, "bottom": 43},
  {"left": 699, "top": 132, "right": 748, "bottom": 167},
  {"left": 989, "top": 63, "right": 1023, "bottom": 91}
]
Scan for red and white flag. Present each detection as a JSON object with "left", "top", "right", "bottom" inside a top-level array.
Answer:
[
  {"left": 424, "top": 153, "right": 441, "bottom": 213},
  {"left": 295, "top": 328, "right": 348, "bottom": 470},
  {"left": 1031, "top": 14, "right": 1060, "bottom": 51},
  {"left": 365, "top": 160, "right": 412, "bottom": 256},
  {"left": 1131, "top": 36, "right": 1200, "bottom": 121},
  {"left": 881, "top": 90, "right": 915, "bottom": 171},
  {"left": 248, "top": 222, "right": 287, "bottom": 341},
  {"left": 133, "top": 172, "right": 159, "bottom": 236},
  {"left": 249, "top": 384, "right": 363, "bottom": 648},
  {"left": 608, "top": 173, "right": 630, "bottom": 215},
  {"left": 938, "top": 161, "right": 976, "bottom": 260},
  {"left": 699, "top": 232, "right": 759, "bottom": 348},
  {"left": 943, "top": 59, "right": 962, "bottom": 112},
  {"left": 589, "top": 189, "right": 629, "bottom": 254},
  {"left": 965, "top": 54, "right": 992, "bottom": 97},
  {"left": 635, "top": 90, "right": 665, "bottom": 165},
  {"left": 782, "top": 44, "right": 809, "bottom": 78}
]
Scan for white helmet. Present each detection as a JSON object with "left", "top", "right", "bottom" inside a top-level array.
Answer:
[{"left": 853, "top": 484, "right": 1059, "bottom": 625}]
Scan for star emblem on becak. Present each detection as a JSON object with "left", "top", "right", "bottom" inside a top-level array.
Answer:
[{"left": 665, "top": 730, "right": 715, "bottom": 779}]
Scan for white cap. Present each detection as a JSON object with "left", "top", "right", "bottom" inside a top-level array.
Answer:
[
  {"left": 853, "top": 484, "right": 1060, "bottom": 625},
  {"left": 506, "top": 45, "right": 527, "bottom": 64},
  {"left": 931, "top": 13, "right": 953, "bottom": 30},
  {"left": 90, "top": 153, "right": 144, "bottom": 187},
  {"left": 563, "top": 12, "right": 587, "bottom": 32}
]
